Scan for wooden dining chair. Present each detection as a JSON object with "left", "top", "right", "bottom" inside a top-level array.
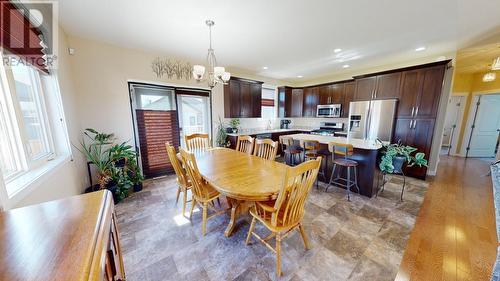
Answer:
[
  {"left": 236, "top": 135, "right": 255, "bottom": 154},
  {"left": 165, "top": 142, "right": 192, "bottom": 217},
  {"left": 245, "top": 157, "right": 322, "bottom": 276},
  {"left": 253, "top": 139, "right": 278, "bottom": 161},
  {"left": 185, "top": 133, "right": 211, "bottom": 151},
  {"left": 179, "top": 148, "right": 227, "bottom": 236}
]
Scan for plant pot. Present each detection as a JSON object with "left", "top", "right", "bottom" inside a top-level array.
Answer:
[
  {"left": 105, "top": 184, "right": 121, "bottom": 204},
  {"left": 392, "top": 155, "right": 406, "bottom": 174},
  {"left": 133, "top": 182, "right": 143, "bottom": 192},
  {"left": 114, "top": 158, "right": 126, "bottom": 168}
]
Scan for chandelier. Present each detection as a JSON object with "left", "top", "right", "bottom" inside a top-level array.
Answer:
[{"left": 192, "top": 20, "right": 231, "bottom": 88}]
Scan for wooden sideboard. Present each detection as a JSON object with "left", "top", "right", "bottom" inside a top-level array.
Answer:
[{"left": 0, "top": 190, "right": 125, "bottom": 281}]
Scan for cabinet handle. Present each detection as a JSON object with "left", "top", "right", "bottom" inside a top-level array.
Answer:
[
  {"left": 371, "top": 90, "right": 374, "bottom": 99},
  {"left": 374, "top": 89, "right": 377, "bottom": 99},
  {"left": 415, "top": 106, "right": 419, "bottom": 117},
  {"left": 409, "top": 120, "right": 413, "bottom": 129},
  {"left": 411, "top": 107, "right": 415, "bottom": 117},
  {"left": 413, "top": 120, "right": 417, "bottom": 129}
]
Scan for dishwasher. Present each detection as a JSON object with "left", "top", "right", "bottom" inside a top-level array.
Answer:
[{"left": 255, "top": 133, "right": 272, "bottom": 139}]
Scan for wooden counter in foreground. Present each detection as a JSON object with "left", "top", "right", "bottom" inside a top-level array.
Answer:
[{"left": 0, "top": 190, "right": 125, "bottom": 281}]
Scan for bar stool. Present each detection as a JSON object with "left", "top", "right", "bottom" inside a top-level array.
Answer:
[
  {"left": 325, "top": 142, "right": 360, "bottom": 201},
  {"left": 302, "top": 140, "right": 326, "bottom": 188},
  {"left": 279, "top": 136, "right": 302, "bottom": 166}
]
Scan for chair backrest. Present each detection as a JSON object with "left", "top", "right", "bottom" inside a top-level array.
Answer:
[
  {"left": 328, "top": 142, "right": 354, "bottom": 159},
  {"left": 272, "top": 157, "right": 321, "bottom": 228},
  {"left": 185, "top": 133, "right": 210, "bottom": 151},
  {"left": 302, "top": 140, "right": 320, "bottom": 151},
  {"left": 236, "top": 135, "right": 255, "bottom": 154},
  {"left": 165, "top": 142, "right": 189, "bottom": 189},
  {"left": 179, "top": 148, "right": 212, "bottom": 201},
  {"left": 253, "top": 139, "right": 278, "bottom": 160}
]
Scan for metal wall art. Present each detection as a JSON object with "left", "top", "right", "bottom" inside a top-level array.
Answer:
[{"left": 151, "top": 57, "right": 192, "bottom": 80}]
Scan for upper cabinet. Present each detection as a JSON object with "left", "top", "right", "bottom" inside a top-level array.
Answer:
[
  {"left": 342, "top": 82, "right": 355, "bottom": 118},
  {"left": 291, "top": 88, "right": 304, "bottom": 117},
  {"left": 374, "top": 72, "right": 401, "bottom": 100},
  {"left": 302, "top": 87, "right": 319, "bottom": 117},
  {"left": 397, "top": 65, "right": 445, "bottom": 119},
  {"left": 354, "top": 72, "right": 401, "bottom": 101},
  {"left": 224, "top": 77, "right": 263, "bottom": 118},
  {"left": 278, "top": 86, "right": 291, "bottom": 118},
  {"left": 354, "top": 76, "right": 377, "bottom": 101}
]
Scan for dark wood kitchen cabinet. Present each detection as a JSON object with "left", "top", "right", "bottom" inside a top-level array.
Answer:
[
  {"left": 342, "top": 81, "right": 355, "bottom": 118},
  {"left": 354, "top": 72, "right": 401, "bottom": 101},
  {"left": 397, "top": 65, "right": 445, "bottom": 119},
  {"left": 291, "top": 88, "right": 304, "bottom": 117},
  {"left": 353, "top": 76, "right": 377, "bottom": 101},
  {"left": 303, "top": 86, "right": 319, "bottom": 117},
  {"left": 393, "top": 118, "right": 435, "bottom": 179},
  {"left": 224, "top": 77, "right": 263, "bottom": 118},
  {"left": 319, "top": 85, "right": 330, "bottom": 105},
  {"left": 373, "top": 72, "right": 401, "bottom": 100},
  {"left": 278, "top": 86, "right": 292, "bottom": 118},
  {"left": 330, "top": 83, "right": 346, "bottom": 104}
]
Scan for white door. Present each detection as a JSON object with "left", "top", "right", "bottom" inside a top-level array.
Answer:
[
  {"left": 468, "top": 94, "right": 500, "bottom": 157},
  {"left": 442, "top": 96, "right": 463, "bottom": 147},
  {"left": 177, "top": 94, "right": 211, "bottom": 148}
]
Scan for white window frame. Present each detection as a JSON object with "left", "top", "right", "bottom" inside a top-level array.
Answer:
[{"left": 0, "top": 57, "right": 58, "bottom": 198}]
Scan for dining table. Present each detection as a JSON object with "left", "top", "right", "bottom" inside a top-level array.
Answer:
[{"left": 181, "top": 147, "right": 288, "bottom": 237}]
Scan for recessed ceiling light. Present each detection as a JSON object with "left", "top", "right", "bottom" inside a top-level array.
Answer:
[
  {"left": 297, "top": 75, "right": 303, "bottom": 78},
  {"left": 262, "top": 66, "right": 268, "bottom": 70},
  {"left": 415, "top": 46, "right": 426, "bottom": 52},
  {"left": 342, "top": 64, "right": 350, "bottom": 68},
  {"left": 334, "top": 48, "right": 342, "bottom": 53}
]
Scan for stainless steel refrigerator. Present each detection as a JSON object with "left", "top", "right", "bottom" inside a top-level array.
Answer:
[{"left": 348, "top": 99, "right": 397, "bottom": 142}]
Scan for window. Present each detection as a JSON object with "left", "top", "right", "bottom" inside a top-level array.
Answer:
[
  {"left": 0, "top": 56, "right": 65, "bottom": 198},
  {"left": 261, "top": 86, "right": 276, "bottom": 119}
]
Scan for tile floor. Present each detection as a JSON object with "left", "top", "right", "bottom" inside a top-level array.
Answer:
[{"left": 116, "top": 174, "right": 428, "bottom": 281}]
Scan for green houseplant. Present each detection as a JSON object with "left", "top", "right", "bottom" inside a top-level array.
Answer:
[
  {"left": 76, "top": 128, "right": 143, "bottom": 202},
  {"left": 378, "top": 139, "right": 428, "bottom": 174},
  {"left": 228, "top": 118, "right": 240, "bottom": 133},
  {"left": 215, "top": 117, "right": 230, "bottom": 147}
]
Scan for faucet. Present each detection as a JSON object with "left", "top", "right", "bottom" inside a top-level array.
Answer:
[{"left": 266, "top": 119, "right": 272, "bottom": 130}]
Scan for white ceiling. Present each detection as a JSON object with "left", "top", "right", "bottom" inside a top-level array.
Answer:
[{"left": 58, "top": 0, "right": 500, "bottom": 83}]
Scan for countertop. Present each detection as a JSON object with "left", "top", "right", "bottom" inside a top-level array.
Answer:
[
  {"left": 286, "top": 133, "right": 383, "bottom": 150},
  {"left": 226, "top": 128, "right": 313, "bottom": 137}
]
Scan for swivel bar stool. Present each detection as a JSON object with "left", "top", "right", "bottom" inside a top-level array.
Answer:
[{"left": 325, "top": 142, "right": 360, "bottom": 201}]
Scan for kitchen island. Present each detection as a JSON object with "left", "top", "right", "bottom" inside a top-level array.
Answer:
[{"left": 288, "top": 133, "right": 382, "bottom": 197}]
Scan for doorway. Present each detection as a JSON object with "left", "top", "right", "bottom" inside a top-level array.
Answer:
[
  {"left": 128, "top": 83, "right": 211, "bottom": 179},
  {"left": 465, "top": 94, "right": 500, "bottom": 158},
  {"left": 441, "top": 95, "right": 465, "bottom": 155},
  {"left": 175, "top": 89, "right": 212, "bottom": 148}
]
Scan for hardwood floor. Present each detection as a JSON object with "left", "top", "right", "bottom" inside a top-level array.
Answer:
[{"left": 396, "top": 156, "right": 497, "bottom": 280}]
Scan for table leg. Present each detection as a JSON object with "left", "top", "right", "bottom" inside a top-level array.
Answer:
[{"left": 224, "top": 198, "right": 241, "bottom": 237}]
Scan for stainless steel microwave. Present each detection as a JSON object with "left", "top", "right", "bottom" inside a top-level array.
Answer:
[{"left": 317, "top": 104, "right": 342, "bottom": 118}]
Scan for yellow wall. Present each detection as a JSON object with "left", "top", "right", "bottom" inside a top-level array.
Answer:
[{"left": 452, "top": 70, "right": 500, "bottom": 155}]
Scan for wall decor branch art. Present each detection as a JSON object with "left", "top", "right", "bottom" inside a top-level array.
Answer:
[{"left": 151, "top": 57, "right": 192, "bottom": 80}]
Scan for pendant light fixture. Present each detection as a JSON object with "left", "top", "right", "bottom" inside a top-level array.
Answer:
[{"left": 192, "top": 20, "right": 231, "bottom": 88}]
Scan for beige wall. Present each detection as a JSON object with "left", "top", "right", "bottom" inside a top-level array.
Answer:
[{"left": 15, "top": 27, "right": 87, "bottom": 208}]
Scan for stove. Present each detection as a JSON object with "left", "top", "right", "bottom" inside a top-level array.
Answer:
[{"left": 310, "top": 122, "right": 345, "bottom": 137}]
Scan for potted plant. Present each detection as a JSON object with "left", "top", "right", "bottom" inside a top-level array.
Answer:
[
  {"left": 228, "top": 118, "right": 240, "bottom": 133},
  {"left": 215, "top": 117, "right": 230, "bottom": 147},
  {"left": 378, "top": 140, "right": 428, "bottom": 174},
  {"left": 128, "top": 158, "right": 144, "bottom": 192},
  {"left": 76, "top": 128, "right": 139, "bottom": 202}
]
